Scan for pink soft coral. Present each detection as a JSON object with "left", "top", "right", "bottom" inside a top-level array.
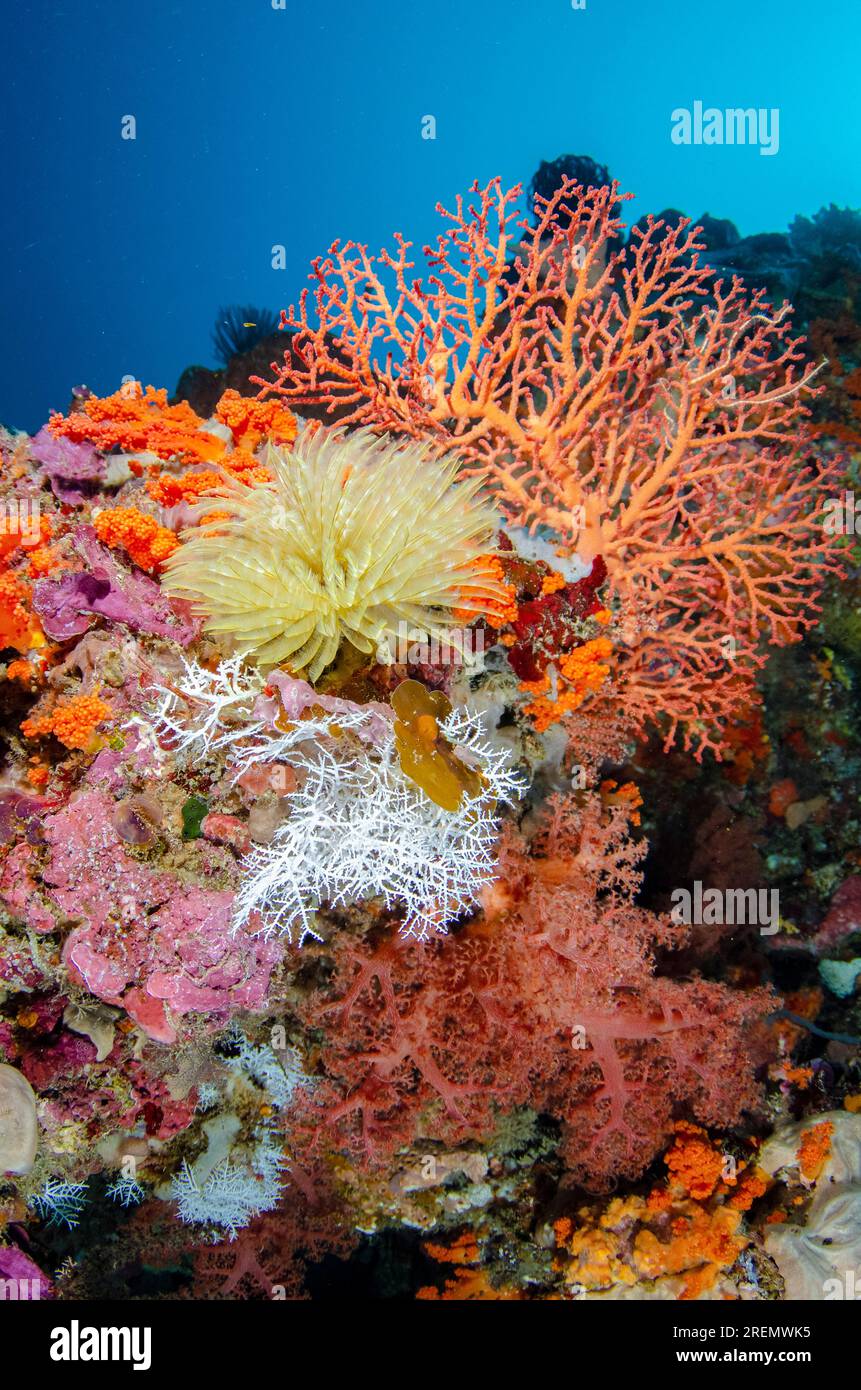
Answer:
[{"left": 287, "top": 794, "right": 773, "bottom": 1185}]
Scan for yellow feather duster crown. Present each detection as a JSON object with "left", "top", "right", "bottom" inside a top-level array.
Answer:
[{"left": 161, "top": 425, "right": 504, "bottom": 679}]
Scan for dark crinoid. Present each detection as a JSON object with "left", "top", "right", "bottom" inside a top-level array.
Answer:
[
  {"left": 211, "top": 305, "right": 280, "bottom": 365},
  {"left": 528, "top": 154, "right": 613, "bottom": 211}
]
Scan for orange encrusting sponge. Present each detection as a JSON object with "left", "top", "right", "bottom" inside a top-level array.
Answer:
[
  {"left": 22, "top": 692, "right": 112, "bottom": 751},
  {"left": 519, "top": 636, "right": 613, "bottom": 732},
  {"left": 93, "top": 506, "right": 179, "bottom": 571}
]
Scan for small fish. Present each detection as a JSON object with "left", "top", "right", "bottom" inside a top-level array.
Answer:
[{"left": 242, "top": 321, "right": 257, "bottom": 328}]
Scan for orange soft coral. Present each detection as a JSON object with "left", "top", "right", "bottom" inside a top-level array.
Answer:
[
  {"left": 633, "top": 1204, "right": 745, "bottom": 1298},
  {"left": 93, "top": 506, "right": 179, "bottom": 571},
  {"left": 26, "top": 758, "right": 50, "bottom": 789},
  {"left": 797, "top": 1120, "right": 834, "bottom": 1182},
  {"left": 49, "top": 384, "right": 227, "bottom": 464},
  {"left": 50, "top": 384, "right": 296, "bottom": 467},
  {"left": 541, "top": 570, "right": 567, "bottom": 596},
  {"left": 417, "top": 1233, "right": 521, "bottom": 1300},
  {"left": 664, "top": 1122, "right": 725, "bottom": 1201},
  {"left": 26, "top": 545, "right": 68, "bottom": 579},
  {"left": 0, "top": 572, "right": 45, "bottom": 652},
  {"left": 599, "top": 779, "right": 643, "bottom": 827},
  {"left": 145, "top": 470, "right": 227, "bottom": 507},
  {"left": 520, "top": 635, "right": 613, "bottom": 731},
  {"left": 21, "top": 692, "right": 112, "bottom": 751},
  {"left": 6, "top": 658, "right": 37, "bottom": 683},
  {"left": 549, "top": 1112, "right": 787, "bottom": 1300},
  {"left": 214, "top": 389, "right": 297, "bottom": 451},
  {"left": 726, "top": 1166, "right": 769, "bottom": 1212}
]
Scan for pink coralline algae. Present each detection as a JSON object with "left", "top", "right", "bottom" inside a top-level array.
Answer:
[
  {"left": 0, "top": 930, "right": 45, "bottom": 991},
  {"left": 33, "top": 527, "right": 198, "bottom": 644},
  {"left": 23, "top": 791, "right": 284, "bottom": 1044},
  {"left": 144, "top": 886, "right": 282, "bottom": 1023},
  {"left": 44, "top": 791, "right": 174, "bottom": 934},
  {"left": 30, "top": 428, "right": 105, "bottom": 505},
  {"left": 0, "top": 844, "right": 58, "bottom": 934}
]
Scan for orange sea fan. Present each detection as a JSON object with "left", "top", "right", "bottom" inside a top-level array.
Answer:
[{"left": 257, "top": 176, "right": 846, "bottom": 756}]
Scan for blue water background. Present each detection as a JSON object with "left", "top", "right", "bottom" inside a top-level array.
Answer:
[{"left": 3, "top": 0, "right": 859, "bottom": 431}]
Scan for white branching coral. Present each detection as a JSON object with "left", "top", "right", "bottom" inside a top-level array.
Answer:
[
  {"left": 195, "top": 1083, "right": 221, "bottom": 1112},
  {"left": 145, "top": 659, "right": 522, "bottom": 943},
  {"left": 106, "top": 1174, "right": 145, "bottom": 1208},
  {"left": 232, "top": 699, "right": 522, "bottom": 942},
  {"left": 30, "top": 1179, "right": 89, "bottom": 1229},
  {"left": 146, "top": 655, "right": 265, "bottom": 759},
  {"left": 224, "top": 1032, "right": 304, "bottom": 1111},
  {"left": 170, "top": 1141, "right": 286, "bottom": 1241},
  {"left": 161, "top": 425, "right": 505, "bottom": 678}
]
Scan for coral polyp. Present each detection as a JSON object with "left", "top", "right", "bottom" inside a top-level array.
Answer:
[{"left": 162, "top": 425, "right": 504, "bottom": 678}]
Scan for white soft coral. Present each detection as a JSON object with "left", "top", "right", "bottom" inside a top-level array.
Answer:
[
  {"left": 145, "top": 659, "right": 523, "bottom": 943},
  {"left": 147, "top": 655, "right": 265, "bottom": 758},
  {"left": 234, "top": 705, "right": 521, "bottom": 942},
  {"left": 170, "top": 1146, "right": 285, "bottom": 1241}
]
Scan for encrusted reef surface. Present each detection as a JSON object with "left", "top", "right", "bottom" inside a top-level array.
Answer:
[{"left": 1, "top": 167, "right": 860, "bottom": 1301}]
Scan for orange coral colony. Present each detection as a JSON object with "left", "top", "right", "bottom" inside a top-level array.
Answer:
[
  {"left": 519, "top": 635, "right": 613, "bottom": 732},
  {"left": 48, "top": 382, "right": 297, "bottom": 471},
  {"left": 93, "top": 507, "right": 179, "bottom": 571},
  {"left": 22, "top": 692, "right": 112, "bottom": 751}
]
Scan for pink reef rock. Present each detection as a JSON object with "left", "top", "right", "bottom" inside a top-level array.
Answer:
[
  {"left": 33, "top": 527, "right": 198, "bottom": 644},
  {"left": 30, "top": 427, "right": 105, "bottom": 504},
  {"left": 0, "top": 844, "right": 57, "bottom": 934},
  {"left": 20, "top": 1030, "right": 98, "bottom": 1092},
  {"left": 0, "top": 791, "right": 49, "bottom": 846},
  {"left": 146, "top": 887, "right": 282, "bottom": 1019},
  {"left": 37, "top": 791, "right": 282, "bottom": 1043},
  {"left": 44, "top": 791, "right": 174, "bottom": 938},
  {"left": 86, "top": 724, "right": 169, "bottom": 796},
  {"left": 200, "top": 812, "right": 252, "bottom": 855},
  {"left": 0, "top": 933, "right": 44, "bottom": 991},
  {"left": 254, "top": 670, "right": 393, "bottom": 745},
  {"left": 0, "top": 1244, "right": 53, "bottom": 1298},
  {"left": 813, "top": 877, "right": 861, "bottom": 954}
]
